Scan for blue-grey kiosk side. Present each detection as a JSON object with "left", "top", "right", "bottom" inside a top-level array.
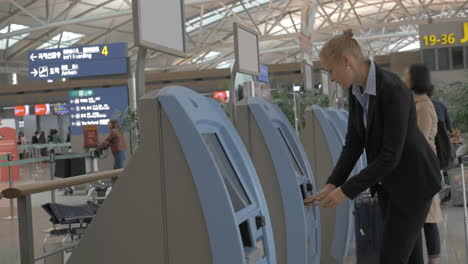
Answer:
[
  {"left": 236, "top": 97, "right": 321, "bottom": 264},
  {"left": 301, "top": 105, "right": 354, "bottom": 264},
  {"left": 68, "top": 86, "right": 277, "bottom": 264}
]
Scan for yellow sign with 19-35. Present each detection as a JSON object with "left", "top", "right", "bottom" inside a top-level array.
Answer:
[{"left": 419, "top": 21, "right": 468, "bottom": 48}]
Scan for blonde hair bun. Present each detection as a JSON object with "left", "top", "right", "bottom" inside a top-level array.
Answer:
[{"left": 343, "top": 29, "right": 354, "bottom": 38}]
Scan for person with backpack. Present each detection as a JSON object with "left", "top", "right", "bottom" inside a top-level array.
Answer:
[
  {"left": 428, "top": 86, "right": 452, "bottom": 132},
  {"left": 427, "top": 86, "right": 454, "bottom": 170},
  {"left": 403, "top": 64, "right": 442, "bottom": 264}
]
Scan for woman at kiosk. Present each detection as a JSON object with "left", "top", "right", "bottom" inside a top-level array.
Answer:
[
  {"left": 304, "top": 30, "right": 441, "bottom": 264},
  {"left": 98, "top": 119, "right": 127, "bottom": 169}
]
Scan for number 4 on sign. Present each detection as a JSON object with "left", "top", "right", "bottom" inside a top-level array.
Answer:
[{"left": 101, "top": 45, "right": 109, "bottom": 56}]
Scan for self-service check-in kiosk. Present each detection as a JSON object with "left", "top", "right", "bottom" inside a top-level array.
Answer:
[
  {"left": 235, "top": 97, "right": 320, "bottom": 264},
  {"left": 326, "top": 108, "right": 367, "bottom": 171},
  {"left": 68, "top": 86, "right": 277, "bottom": 264},
  {"left": 325, "top": 108, "right": 365, "bottom": 173},
  {"left": 337, "top": 109, "right": 368, "bottom": 168},
  {"left": 301, "top": 105, "right": 354, "bottom": 264}
]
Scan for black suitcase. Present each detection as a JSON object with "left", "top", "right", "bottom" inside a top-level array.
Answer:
[{"left": 354, "top": 193, "right": 384, "bottom": 264}]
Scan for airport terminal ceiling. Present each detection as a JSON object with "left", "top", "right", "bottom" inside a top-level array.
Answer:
[{"left": 0, "top": 0, "right": 466, "bottom": 75}]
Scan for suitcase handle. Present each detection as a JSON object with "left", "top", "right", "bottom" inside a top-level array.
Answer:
[{"left": 458, "top": 155, "right": 468, "bottom": 164}]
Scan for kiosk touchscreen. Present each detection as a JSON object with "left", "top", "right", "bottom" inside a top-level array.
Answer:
[
  {"left": 68, "top": 86, "right": 276, "bottom": 264},
  {"left": 236, "top": 97, "right": 320, "bottom": 264},
  {"left": 300, "top": 105, "right": 354, "bottom": 264}
]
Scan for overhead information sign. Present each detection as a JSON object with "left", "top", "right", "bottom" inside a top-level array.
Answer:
[
  {"left": 70, "top": 86, "right": 129, "bottom": 135},
  {"left": 419, "top": 21, "right": 468, "bottom": 48},
  {"left": 28, "top": 43, "right": 128, "bottom": 80}
]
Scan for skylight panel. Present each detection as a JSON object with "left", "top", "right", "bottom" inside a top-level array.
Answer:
[
  {"left": 0, "top": 24, "right": 30, "bottom": 49},
  {"left": 186, "top": 0, "right": 270, "bottom": 33},
  {"left": 38, "top": 31, "right": 85, "bottom": 50},
  {"left": 398, "top": 40, "right": 420, "bottom": 52},
  {"left": 192, "top": 51, "right": 221, "bottom": 63},
  {"left": 216, "top": 59, "right": 234, "bottom": 69}
]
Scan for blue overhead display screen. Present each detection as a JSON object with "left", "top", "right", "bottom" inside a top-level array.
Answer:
[
  {"left": 69, "top": 86, "right": 129, "bottom": 135},
  {"left": 28, "top": 43, "right": 127, "bottom": 80}
]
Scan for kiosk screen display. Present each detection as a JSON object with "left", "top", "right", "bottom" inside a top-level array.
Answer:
[
  {"left": 277, "top": 128, "right": 303, "bottom": 176},
  {"left": 203, "top": 133, "right": 251, "bottom": 212}
]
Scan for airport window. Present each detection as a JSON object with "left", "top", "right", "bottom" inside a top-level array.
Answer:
[
  {"left": 276, "top": 128, "right": 304, "bottom": 176},
  {"left": 422, "top": 49, "right": 436, "bottom": 71},
  {"left": 202, "top": 133, "right": 251, "bottom": 212},
  {"left": 451, "top": 47, "right": 464, "bottom": 69},
  {"left": 438, "top": 48, "right": 450, "bottom": 70}
]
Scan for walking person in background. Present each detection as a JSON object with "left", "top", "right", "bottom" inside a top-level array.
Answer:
[
  {"left": 66, "top": 127, "right": 71, "bottom": 143},
  {"left": 98, "top": 119, "right": 127, "bottom": 169},
  {"left": 32, "top": 131, "right": 39, "bottom": 144},
  {"left": 17, "top": 132, "right": 26, "bottom": 159},
  {"left": 427, "top": 85, "right": 455, "bottom": 203},
  {"left": 51, "top": 129, "right": 62, "bottom": 143},
  {"left": 38, "top": 131, "right": 47, "bottom": 156},
  {"left": 17, "top": 132, "right": 26, "bottom": 145},
  {"left": 427, "top": 86, "right": 452, "bottom": 132},
  {"left": 47, "top": 129, "right": 53, "bottom": 143},
  {"left": 403, "top": 64, "right": 442, "bottom": 264}
]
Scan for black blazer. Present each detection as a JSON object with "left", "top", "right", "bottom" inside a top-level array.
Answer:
[{"left": 327, "top": 65, "right": 441, "bottom": 205}]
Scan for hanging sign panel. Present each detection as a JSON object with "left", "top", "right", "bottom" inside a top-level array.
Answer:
[
  {"left": 419, "top": 21, "right": 468, "bottom": 49},
  {"left": 69, "top": 86, "right": 129, "bottom": 135},
  {"left": 234, "top": 23, "right": 260, "bottom": 76},
  {"left": 133, "top": 0, "right": 187, "bottom": 57},
  {"left": 28, "top": 43, "right": 128, "bottom": 80}
]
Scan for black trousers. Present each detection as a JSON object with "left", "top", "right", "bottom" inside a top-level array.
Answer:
[{"left": 378, "top": 190, "right": 432, "bottom": 264}]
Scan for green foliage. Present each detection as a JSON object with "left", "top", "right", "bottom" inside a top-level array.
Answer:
[
  {"left": 271, "top": 89, "right": 329, "bottom": 131},
  {"left": 113, "top": 107, "right": 139, "bottom": 152},
  {"left": 113, "top": 107, "right": 138, "bottom": 131},
  {"left": 434, "top": 80, "right": 468, "bottom": 133}
]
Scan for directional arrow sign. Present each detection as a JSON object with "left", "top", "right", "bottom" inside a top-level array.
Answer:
[
  {"left": 30, "top": 68, "right": 38, "bottom": 77},
  {"left": 30, "top": 53, "right": 37, "bottom": 62},
  {"left": 28, "top": 42, "right": 127, "bottom": 80}
]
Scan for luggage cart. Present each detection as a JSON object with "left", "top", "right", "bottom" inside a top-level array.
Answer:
[
  {"left": 447, "top": 164, "right": 468, "bottom": 206},
  {"left": 41, "top": 202, "right": 98, "bottom": 264},
  {"left": 62, "top": 148, "right": 110, "bottom": 196},
  {"left": 85, "top": 147, "right": 113, "bottom": 204},
  {"left": 458, "top": 155, "right": 468, "bottom": 264}
]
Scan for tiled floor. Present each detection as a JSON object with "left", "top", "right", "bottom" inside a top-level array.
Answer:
[{"left": 1, "top": 164, "right": 467, "bottom": 263}]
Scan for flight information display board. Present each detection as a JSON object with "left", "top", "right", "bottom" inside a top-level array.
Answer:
[
  {"left": 28, "top": 43, "right": 128, "bottom": 80},
  {"left": 69, "top": 86, "right": 129, "bottom": 135}
]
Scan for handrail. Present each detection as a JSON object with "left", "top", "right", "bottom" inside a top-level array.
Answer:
[
  {"left": 459, "top": 155, "right": 468, "bottom": 164},
  {"left": 1, "top": 169, "right": 123, "bottom": 199},
  {"left": 17, "top": 143, "right": 71, "bottom": 150}
]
